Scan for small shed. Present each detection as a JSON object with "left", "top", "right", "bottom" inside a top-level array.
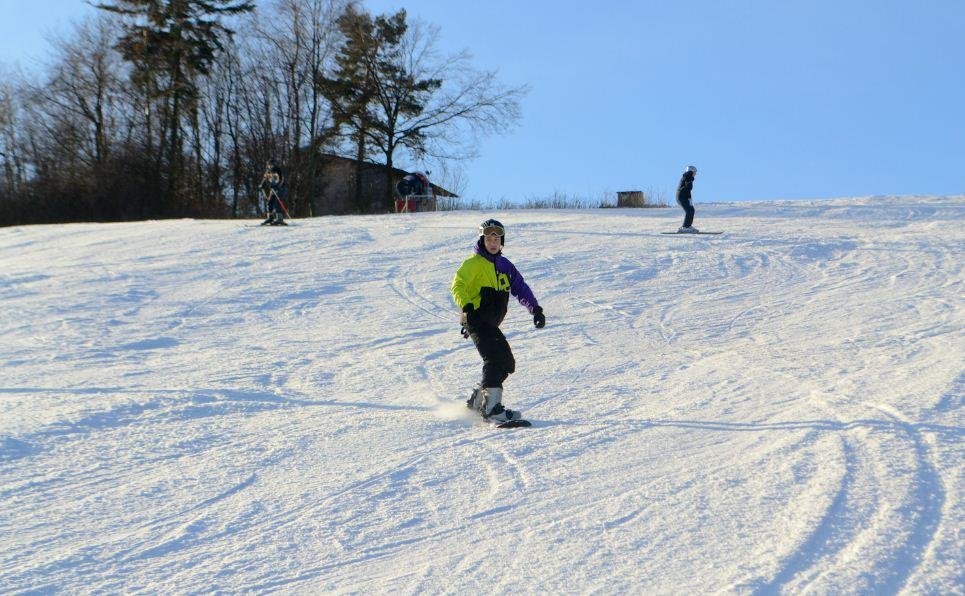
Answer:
[
  {"left": 617, "top": 191, "right": 646, "bottom": 208},
  {"left": 309, "top": 154, "right": 457, "bottom": 215}
]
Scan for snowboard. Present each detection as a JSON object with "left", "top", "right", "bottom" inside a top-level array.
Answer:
[
  {"left": 660, "top": 231, "right": 723, "bottom": 235},
  {"left": 489, "top": 418, "right": 532, "bottom": 428},
  {"left": 467, "top": 395, "right": 531, "bottom": 427}
]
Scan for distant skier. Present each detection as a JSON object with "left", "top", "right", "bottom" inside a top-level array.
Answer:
[
  {"left": 676, "top": 165, "right": 699, "bottom": 233},
  {"left": 451, "top": 219, "right": 546, "bottom": 423},
  {"left": 259, "top": 158, "right": 288, "bottom": 226}
]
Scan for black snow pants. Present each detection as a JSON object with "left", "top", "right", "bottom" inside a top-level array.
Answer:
[
  {"left": 267, "top": 192, "right": 283, "bottom": 215},
  {"left": 677, "top": 195, "right": 695, "bottom": 228},
  {"left": 468, "top": 324, "right": 516, "bottom": 388}
]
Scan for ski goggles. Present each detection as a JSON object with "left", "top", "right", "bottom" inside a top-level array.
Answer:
[{"left": 480, "top": 224, "right": 505, "bottom": 237}]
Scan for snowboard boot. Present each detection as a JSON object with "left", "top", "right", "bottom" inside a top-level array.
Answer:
[
  {"left": 466, "top": 384, "right": 484, "bottom": 412},
  {"left": 481, "top": 387, "right": 520, "bottom": 422}
]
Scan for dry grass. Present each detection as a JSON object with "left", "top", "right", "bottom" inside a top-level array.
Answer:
[{"left": 437, "top": 189, "right": 669, "bottom": 211}]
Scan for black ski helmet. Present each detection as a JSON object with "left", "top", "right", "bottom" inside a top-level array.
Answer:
[{"left": 479, "top": 218, "right": 505, "bottom": 246}]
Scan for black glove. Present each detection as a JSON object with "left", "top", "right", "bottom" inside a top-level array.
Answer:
[
  {"left": 533, "top": 306, "right": 545, "bottom": 329},
  {"left": 460, "top": 303, "right": 476, "bottom": 337}
]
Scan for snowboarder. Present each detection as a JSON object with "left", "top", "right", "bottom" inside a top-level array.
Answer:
[
  {"left": 259, "top": 159, "right": 288, "bottom": 226},
  {"left": 451, "top": 219, "right": 546, "bottom": 423},
  {"left": 676, "top": 165, "right": 699, "bottom": 233}
]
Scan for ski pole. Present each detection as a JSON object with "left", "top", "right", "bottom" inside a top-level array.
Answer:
[{"left": 271, "top": 190, "right": 292, "bottom": 220}]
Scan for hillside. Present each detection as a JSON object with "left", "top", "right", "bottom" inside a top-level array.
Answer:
[{"left": 1, "top": 196, "right": 962, "bottom": 593}]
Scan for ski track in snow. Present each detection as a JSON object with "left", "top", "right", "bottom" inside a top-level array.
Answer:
[{"left": 0, "top": 197, "right": 962, "bottom": 593}]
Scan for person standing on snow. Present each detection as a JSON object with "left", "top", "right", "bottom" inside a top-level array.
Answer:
[
  {"left": 259, "top": 158, "right": 287, "bottom": 226},
  {"left": 451, "top": 219, "right": 546, "bottom": 423},
  {"left": 676, "top": 165, "right": 699, "bottom": 233}
]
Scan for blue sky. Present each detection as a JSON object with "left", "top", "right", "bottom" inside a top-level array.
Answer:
[{"left": 2, "top": 0, "right": 963, "bottom": 203}]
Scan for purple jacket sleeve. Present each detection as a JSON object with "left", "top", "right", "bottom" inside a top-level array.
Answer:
[{"left": 500, "top": 257, "right": 540, "bottom": 314}]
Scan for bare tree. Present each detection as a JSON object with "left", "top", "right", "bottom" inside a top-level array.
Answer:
[
  {"left": 4, "top": 17, "right": 130, "bottom": 221},
  {"left": 323, "top": 7, "right": 526, "bottom": 208},
  {"left": 44, "top": 17, "right": 125, "bottom": 177},
  {"left": 96, "top": 0, "right": 255, "bottom": 213},
  {"left": 195, "top": 47, "right": 233, "bottom": 215},
  {"left": 1, "top": 0, "right": 520, "bottom": 225},
  {"left": 401, "top": 23, "right": 526, "bottom": 159},
  {"left": 0, "top": 76, "right": 28, "bottom": 219},
  {"left": 246, "top": 0, "right": 344, "bottom": 216}
]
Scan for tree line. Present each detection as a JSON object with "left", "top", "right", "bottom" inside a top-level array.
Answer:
[{"left": 0, "top": 0, "right": 524, "bottom": 226}]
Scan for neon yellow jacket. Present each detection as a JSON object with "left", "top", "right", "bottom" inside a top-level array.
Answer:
[{"left": 451, "top": 246, "right": 539, "bottom": 328}]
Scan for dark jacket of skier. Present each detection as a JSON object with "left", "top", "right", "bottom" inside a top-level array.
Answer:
[
  {"left": 259, "top": 160, "right": 287, "bottom": 224},
  {"left": 676, "top": 169, "right": 695, "bottom": 202},
  {"left": 675, "top": 167, "right": 698, "bottom": 229},
  {"left": 260, "top": 161, "right": 284, "bottom": 195}
]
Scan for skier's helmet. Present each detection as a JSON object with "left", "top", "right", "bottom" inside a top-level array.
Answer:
[
  {"left": 479, "top": 218, "right": 505, "bottom": 246},
  {"left": 686, "top": 165, "right": 698, "bottom": 174}
]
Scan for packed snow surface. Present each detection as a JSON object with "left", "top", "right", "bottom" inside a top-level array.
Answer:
[{"left": 1, "top": 196, "right": 962, "bottom": 593}]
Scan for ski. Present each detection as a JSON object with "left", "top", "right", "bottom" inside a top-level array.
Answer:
[{"left": 660, "top": 231, "right": 723, "bottom": 235}]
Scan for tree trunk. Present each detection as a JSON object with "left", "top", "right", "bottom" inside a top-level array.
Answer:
[
  {"left": 354, "top": 128, "right": 365, "bottom": 212},
  {"left": 384, "top": 144, "right": 395, "bottom": 212}
]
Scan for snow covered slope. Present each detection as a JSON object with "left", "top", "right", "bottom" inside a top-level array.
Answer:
[{"left": 1, "top": 196, "right": 962, "bottom": 593}]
